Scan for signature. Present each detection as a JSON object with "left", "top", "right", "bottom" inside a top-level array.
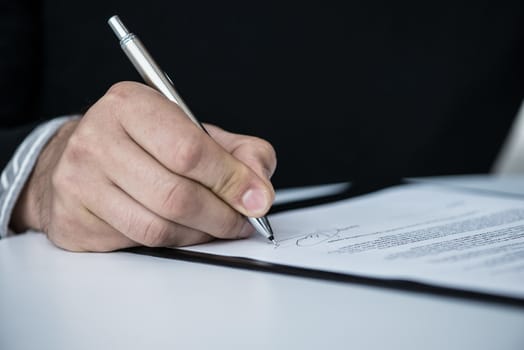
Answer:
[{"left": 295, "top": 226, "right": 359, "bottom": 247}]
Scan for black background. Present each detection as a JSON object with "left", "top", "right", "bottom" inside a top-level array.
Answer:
[{"left": 2, "top": 1, "right": 524, "bottom": 188}]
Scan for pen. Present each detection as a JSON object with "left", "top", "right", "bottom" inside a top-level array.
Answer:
[{"left": 107, "top": 15, "right": 276, "bottom": 245}]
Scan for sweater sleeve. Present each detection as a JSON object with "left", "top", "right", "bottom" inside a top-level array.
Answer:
[{"left": 0, "top": 116, "right": 77, "bottom": 238}]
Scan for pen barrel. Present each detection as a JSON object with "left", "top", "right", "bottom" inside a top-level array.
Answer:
[{"left": 120, "top": 36, "right": 206, "bottom": 131}]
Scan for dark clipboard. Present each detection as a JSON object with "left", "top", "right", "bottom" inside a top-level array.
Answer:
[{"left": 124, "top": 179, "right": 524, "bottom": 308}]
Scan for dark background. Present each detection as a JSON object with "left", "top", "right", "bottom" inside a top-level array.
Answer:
[{"left": 2, "top": 1, "right": 523, "bottom": 188}]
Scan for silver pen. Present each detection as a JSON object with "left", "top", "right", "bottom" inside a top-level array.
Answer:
[{"left": 108, "top": 15, "right": 276, "bottom": 245}]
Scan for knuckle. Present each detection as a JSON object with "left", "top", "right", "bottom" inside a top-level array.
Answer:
[
  {"left": 62, "top": 129, "right": 96, "bottom": 165},
  {"left": 161, "top": 181, "right": 200, "bottom": 221},
  {"left": 140, "top": 218, "right": 171, "bottom": 247},
  {"left": 253, "top": 137, "right": 276, "bottom": 158},
  {"left": 64, "top": 131, "right": 87, "bottom": 159},
  {"left": 102, "top": 82, "right": 148, "bottom": 121},
  {"left": 252, "top": 137, "right": 277, "bottom": 171},
  {"left": 105, "top": 81, "right": 140, "bottom": 101},
  {"left": 171, "top": 132, "right": 204, "bottom": 175}
]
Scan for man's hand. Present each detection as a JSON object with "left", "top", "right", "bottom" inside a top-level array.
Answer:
[{"left": 10, "top": 81, "right": 276, "bottom": 251}]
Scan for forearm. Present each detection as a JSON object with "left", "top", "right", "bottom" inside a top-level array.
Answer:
[{"left": 0, "top": 116, "right": 77, "bottom": 238}]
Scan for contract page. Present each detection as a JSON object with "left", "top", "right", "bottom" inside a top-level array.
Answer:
[{"left": 183, "top": 184, "right": 524, "bottom": 299}]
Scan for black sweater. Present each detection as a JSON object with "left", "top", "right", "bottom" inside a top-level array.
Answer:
[{"left": 1, "top": 1, "right": 523, "bottom": 188}]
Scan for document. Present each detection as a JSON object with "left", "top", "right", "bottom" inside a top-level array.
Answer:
[{"left": 183, "top": 184, "right": 524, "bottom": 299}]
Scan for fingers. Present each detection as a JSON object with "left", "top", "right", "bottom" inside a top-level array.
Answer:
[
  {"left": 80, "top": 178, "right": 216, "bottom": 248},
  {"left": 103, "top": 82, "right": 274, "bottom": 218},
  {"left": 46, "top": 199, "right": 137, "bottom": 252},
  {"left": 102, "top": 135, "right": 254, "bottom": 239}
]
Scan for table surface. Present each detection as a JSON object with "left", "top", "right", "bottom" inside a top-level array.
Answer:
[{"left": 1, "top": 177, "right": 524, "bottom": 350}]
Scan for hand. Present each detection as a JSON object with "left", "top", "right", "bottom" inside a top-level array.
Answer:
[{"left": 11, "top": 81, "right": 276, "bottom": 251}]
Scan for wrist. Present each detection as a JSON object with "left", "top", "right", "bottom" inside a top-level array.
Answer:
[{"left": 10, "top": 119, "right": 79, "bottom": 232}]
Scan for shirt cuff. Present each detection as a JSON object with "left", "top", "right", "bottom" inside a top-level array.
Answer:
[{"left": 0, "top": 116, "right": 78, "bottom": 238}]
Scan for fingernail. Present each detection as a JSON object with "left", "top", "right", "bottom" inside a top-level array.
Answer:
[
  {"left": 242, "top": 187, "right": 268, "bottom": 215},
  {"left": 239, "top": 220, "right": 254, "bottom": 238}
]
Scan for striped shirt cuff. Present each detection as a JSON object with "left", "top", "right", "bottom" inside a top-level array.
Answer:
[{"left": 0, "top": 116, "right": 78, "bottom": 238}]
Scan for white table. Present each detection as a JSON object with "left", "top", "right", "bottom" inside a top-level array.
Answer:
[{"left": 1, "top": 178, "right": 524, "bottom": 350}]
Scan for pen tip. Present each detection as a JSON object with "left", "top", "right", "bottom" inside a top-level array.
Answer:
[
  {"left": 261, "top": 216, "right": 274, "bottom": 235},
  {"left": 269, "top": 236, "right": 278, "bottom": 246}
]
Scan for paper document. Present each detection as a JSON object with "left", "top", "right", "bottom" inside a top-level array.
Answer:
[{"left": 183, "top": 184, "right": 524, "bottom": 299}]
